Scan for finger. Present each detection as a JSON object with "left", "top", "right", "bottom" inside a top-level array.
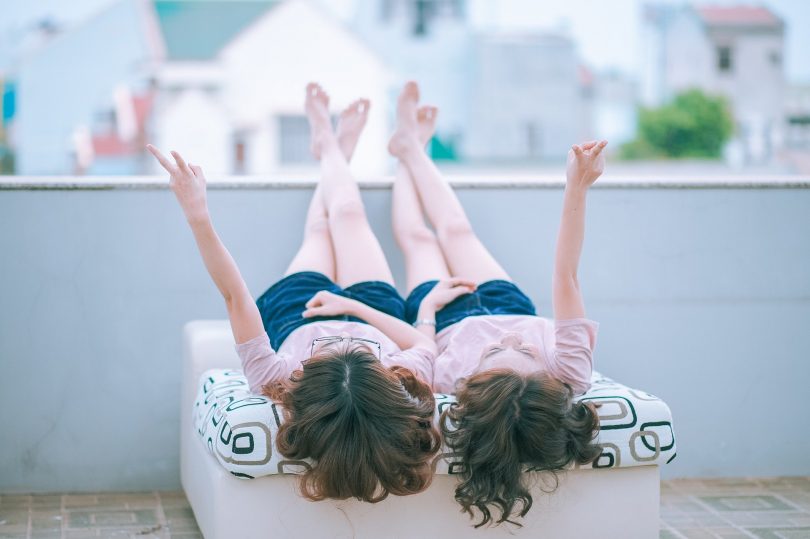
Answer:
[
  {"left": 302, "top": 307, "right": 321, "bottom": 318},
  {"left": 189, "top": 163, "right": 203, "bottom": 177},
  {"left": 592, "top": 140, "right": 608, "bottom": 155},
  {"left": 572, "top": 144, "right": 583, "bottom": 156},
  {"left": 581, "top": 140, "right": 599, "bottom": 150},
  {"left": 449, "top": 277, "right": 477, "bottom": 289},
  {"left": 146, "top": 144, "right": 175, "bottom": 172},
  {"left": 171, "top": 151, "right": 192, "bottom": 174},
  {"left": 305, "top": 296, "right": 321, "bottom": 309}
]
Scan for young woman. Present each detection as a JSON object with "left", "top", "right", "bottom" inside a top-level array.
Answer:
[
  {"left": 389, "top": 82, "right": 604, "bottom": 527},
  {"left": 148, "top": 83, "right": 440, "bottom": 503}
]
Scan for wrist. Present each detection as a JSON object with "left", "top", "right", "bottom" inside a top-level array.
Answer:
[
  {"left": 564, "top": 177, "right": 588, "bottom": 191},
  {"left": 418, "top": 302, "right": 437, "bottom": 318},
  {"left": 346, "top": 298, "right": 365, "bottom": 318},
  {"left": 186, "top": 208, "right": 210, "bottom": 226}
]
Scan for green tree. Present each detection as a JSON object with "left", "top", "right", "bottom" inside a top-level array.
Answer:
[{"left": 621, "top": 89, "right": 734, "bottom": 159}]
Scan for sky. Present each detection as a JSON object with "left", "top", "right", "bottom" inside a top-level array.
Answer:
[{"left": 2, "top": 0, "right": 810, "bottom": 82}]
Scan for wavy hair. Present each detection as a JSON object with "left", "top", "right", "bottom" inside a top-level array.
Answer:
[
  {"left": 263, "top": 343, "right": 441, "bottom": 502},
  {"left": 441, "top": 369, "right": 601, "bottom": 527}
]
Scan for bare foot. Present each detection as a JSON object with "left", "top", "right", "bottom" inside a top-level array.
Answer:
[
  {"left": 335, "top": 99, "right": 370, "bottom": 161},
  {"left": 305, "top": 82, "right": 334, "bottom": 159},
  {"left": 388, "top": 81, "right": 422, "bottom": 158},
  {"left": 416, "top": 105, "right": 438, "bottom": 146}
]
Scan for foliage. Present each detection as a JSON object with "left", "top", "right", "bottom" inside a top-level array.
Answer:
[{"left": 620, "top": 89, "right": 734, "bottom": 159}]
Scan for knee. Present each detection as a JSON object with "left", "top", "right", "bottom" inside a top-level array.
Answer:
[
  {"left": 395, "top": 224, "right": 438, "bottom": 250},
  {"left": 328, "top": 199, "right": 367, "bottom": 224},
  {"left": 437, "top": 215, "right": 474, "bottom": 243},
  {"left": 304, "top": 215, "right": 330, "bottom": 238}
]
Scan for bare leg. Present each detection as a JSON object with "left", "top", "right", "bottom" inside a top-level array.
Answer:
[
  {"left": 285, "top": 97, "right": 370, "bottom": 278},
  {"left": 285, "top": 185, "right": 335, "bottom": 278},
  {"left": 392, "top": 105, "right": 450, "bottom": 293},
  {"left": 306, "top": 83, "right": 395, "bottom": 287},
  {"left": 389, "top": 82, "right": 510, "bottom": 283}
]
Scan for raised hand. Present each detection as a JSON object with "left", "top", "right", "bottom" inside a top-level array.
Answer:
[
  {"left": 422, "top": 278, "right": 477, "bottom": 312},
  {"left": 147, "top": 144, "right": 208, "bottom": 223},
  {"left": 566, "top": 140, "right": 608, "bottom": 191},
  {"left": 302, "top": 291, "right": 358, "bottom": 318}
]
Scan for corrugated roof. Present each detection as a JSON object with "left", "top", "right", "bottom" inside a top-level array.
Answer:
[
  {"left": 153, "top": 0, "right": 277, "bottom": 60},
  {"left": 695, "top": 5, "right": 782, "bottom": 27}
]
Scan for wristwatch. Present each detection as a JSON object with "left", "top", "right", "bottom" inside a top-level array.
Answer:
[{"left": 413, "top": 319, "right": 436, "bottom": 328}]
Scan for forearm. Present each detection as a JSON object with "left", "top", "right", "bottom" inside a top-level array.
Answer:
[
  {"left": 554, "top": 185, "right": 588, "bottom": 280},
  {"left": 352, "top": 302, "right": 437, "bottom": 353},
  {"left": 187, "top": 214, "right": 252, "bottom": 304},
  {"left": 552, "top": 185, "right": 588, "bottom": 319}
]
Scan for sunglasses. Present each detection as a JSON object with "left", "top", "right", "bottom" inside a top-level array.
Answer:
[{"left": 309, "top": 336, "right": 382, "bottom": 361}]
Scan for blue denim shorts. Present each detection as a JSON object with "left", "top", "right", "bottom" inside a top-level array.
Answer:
[
  {"left": 257, "top": 271, "right": 406, "bottom": 350},
  {"left": 404, "top": 280, "right": 537, "bottom": 333}
]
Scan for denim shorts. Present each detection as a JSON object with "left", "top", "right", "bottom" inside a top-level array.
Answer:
[
  {"left": 256, "top": 271, "right": 406, "bottom": 350},
  {"left": 404, "top": 280, "right": 537, "bottom": 333}
]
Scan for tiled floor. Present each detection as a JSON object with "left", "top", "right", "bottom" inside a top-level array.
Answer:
[
  {"left": 0, "top": 492, "right": 200, "bottom": 539},
  {"left": 0, "top": 477, "right": 808, "bottom": 538},
  {"left": 660, "top": 477, "right": 810, "bottom": 538}
]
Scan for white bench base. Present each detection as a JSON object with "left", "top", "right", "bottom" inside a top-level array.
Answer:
[{"left": 181, "top": 321, "right": 660, "bottom": 539}]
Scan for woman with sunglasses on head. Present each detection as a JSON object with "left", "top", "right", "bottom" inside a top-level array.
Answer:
[{"left": 148, "top": 82, "right": 444, "bottom": 503}]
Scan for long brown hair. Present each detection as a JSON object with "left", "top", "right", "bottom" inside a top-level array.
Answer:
[
  {"left": 441, "top": 369, "right": 601, "bottom": 527},
  {"left": 263, "top": 343, "right": 441, "bottom": 502}
]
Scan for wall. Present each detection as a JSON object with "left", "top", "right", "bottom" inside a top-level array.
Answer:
[{"left": 0, "top": 178, "right": 808, "bottom": 492}]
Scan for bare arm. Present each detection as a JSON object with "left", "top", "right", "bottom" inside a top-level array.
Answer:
[
  {"left": 552, "top": 140, "right": 607, "bottom": 321},
  {"left": 148, "top": 145, "right": 265, "bottom": 345},
  {"left": 303, "top": 291, "right": 437, "bottom": 354},
  {"left": 413, "top": 278, "right": 477, "bottom": 340}
]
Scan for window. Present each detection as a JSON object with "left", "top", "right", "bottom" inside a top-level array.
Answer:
[
  {"left": 717, "top": 46, "right": 732, "bottom": 72},
  {"left": 278, "top": 115, "right": 315, "bottom": 164},
  {"left": 233, "top": 131, "right": 247, "bottom": 174},
  {"left": 770, "top": 51, "right": 781, "bottom": 67}
]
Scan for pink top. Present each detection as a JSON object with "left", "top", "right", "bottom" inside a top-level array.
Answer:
[
  {"left": 432, "top": 315, "right": 599, "bottom": 396},
  {"left": 235, "top": 320, "right": 434, "bottom": 394}
]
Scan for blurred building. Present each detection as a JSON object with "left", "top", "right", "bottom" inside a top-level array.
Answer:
[
  {"left": 641, "top": 4, "right": 786, "bottom": 164},
  {"left": 465, "top": 31, "right": 590, "bottom": 161},
  {"left": 11, "top": 0, "right": 614, "bottom": 174},
  {"left": 12, "top": 0, "right": 391, "bottom": 176},
  {"left": 352, "top": 0, "right": 597, "bottom": 162}
]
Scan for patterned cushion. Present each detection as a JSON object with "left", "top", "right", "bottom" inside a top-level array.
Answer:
[{"left": 193, "top": 369, "right": 676, "bottom": 480}]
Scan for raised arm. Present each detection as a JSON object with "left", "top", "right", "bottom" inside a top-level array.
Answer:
[
  {"left": 147, "top": 144, "right": 265, "bottom": 345},
  {"left": 552, "top": 140, "right": 607, "bottom": 320},
  {"left": 303, "top": 291, "right": 437, "bottom": 354}
]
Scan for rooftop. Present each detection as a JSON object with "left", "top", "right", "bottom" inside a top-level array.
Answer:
[{"left": 694, "top": 5, "right": 783, "bottom": 28}]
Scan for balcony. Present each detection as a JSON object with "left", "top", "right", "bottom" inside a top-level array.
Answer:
[{"left": 1, "top": 175, "right": 809, "bottom": 536}]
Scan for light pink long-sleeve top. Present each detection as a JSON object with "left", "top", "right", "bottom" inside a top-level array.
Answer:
[
  {"left": 432, "top": 315, "right": 598, "bottom": 395},
  {"left": 235, "top": 320, "right": 434, "bottom": 394}
]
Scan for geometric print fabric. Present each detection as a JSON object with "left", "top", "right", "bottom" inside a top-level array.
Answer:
[{"left": 194, "top": 369, "right": 676, "bottom": 479}]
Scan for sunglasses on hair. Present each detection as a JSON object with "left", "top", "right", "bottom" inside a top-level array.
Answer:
[{"left": 309, "top": 336, "right": 382, "bottom": 361}]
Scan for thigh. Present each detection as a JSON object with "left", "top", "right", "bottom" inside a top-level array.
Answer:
[
  {"left": 400, "top": 230, "right": 451, "bottom": 293},
  {"left": 437, "top": 226, "right": 512, "bottom": 284},
  {"left": 284, "top": 231, "right": 335, "bottom": 278},
  {"left": 328, "top": 200, "right": 395, "bottom": 287}
]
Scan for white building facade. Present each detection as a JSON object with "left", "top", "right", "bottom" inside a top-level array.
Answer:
[{"left": 642, "top": 4, "right": 786, "bottom": 164}]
